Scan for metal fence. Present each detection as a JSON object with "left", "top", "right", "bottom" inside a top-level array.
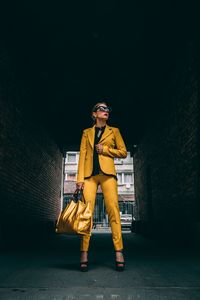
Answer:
[{"left": 63, "top": 193, "right": 135, "bottom": 230}]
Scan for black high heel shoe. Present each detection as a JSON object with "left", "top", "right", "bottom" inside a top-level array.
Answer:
[
  {"left": 115, "top": 250, "right": 125, "bottom": 271},
  {"left": 80, "top": 251, "right": 89, "bottom": 272},
  {"left": 80, "top": 261, "right": 89, "bottom": 272}
]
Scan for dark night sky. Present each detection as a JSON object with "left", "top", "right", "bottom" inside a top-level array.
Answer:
[{"left": 0, "top": 1, "right": 196, "bottom": 150}]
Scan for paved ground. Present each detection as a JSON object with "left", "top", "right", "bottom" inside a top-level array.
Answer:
[{"left": 0, "top": 230, "right": 200, "bottom": 299}]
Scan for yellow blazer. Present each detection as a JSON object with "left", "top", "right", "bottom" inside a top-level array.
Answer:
[{"left": 77, "top": 124, "right": 127, "bottom": 182}]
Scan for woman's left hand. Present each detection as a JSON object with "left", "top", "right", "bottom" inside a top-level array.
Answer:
[{"left": 95, "top": 143, "right": 103, "bottom": 154}]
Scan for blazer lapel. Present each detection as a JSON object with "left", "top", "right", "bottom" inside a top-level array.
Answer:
[
  {"left": 88, "top": 125, "right": 95, "bottom": 149},
  {"left": 87, "top": 124, "right": 113, "bottom": 148},
  {"left": 99, "top": 125, "right": 113, "bottom": 143}
]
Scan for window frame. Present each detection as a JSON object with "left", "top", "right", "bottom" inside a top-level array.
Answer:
[
  {"left": 66, "top": 152, "right": 77, "bottom": 164},
  {"left": 117, "top": 172, "right": 133, "bottom": 185}
]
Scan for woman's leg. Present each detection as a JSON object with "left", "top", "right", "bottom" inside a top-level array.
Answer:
[
  {"left": 100, "top": 175, "right": 124, "bottom": 251},
  {"left": 80, "top": 176, "right": 98, "bottom": 252}
]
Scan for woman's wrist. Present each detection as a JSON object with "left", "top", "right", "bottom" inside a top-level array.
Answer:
[{"left": 76, "top": 182, "right": 84, "bottom": 190}]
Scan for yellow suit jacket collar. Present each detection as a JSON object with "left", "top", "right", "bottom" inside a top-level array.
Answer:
[{"left": 88, "top": 124, "right": 113, "bottom": 149}]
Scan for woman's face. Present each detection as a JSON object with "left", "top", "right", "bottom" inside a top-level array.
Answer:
[{"left": 93, "top": 103, "right": 110, "bottom": 121}]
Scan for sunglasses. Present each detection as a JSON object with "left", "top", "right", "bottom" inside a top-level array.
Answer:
[{"left": 94, "top": 105, "right": 112, "bottom": 113}]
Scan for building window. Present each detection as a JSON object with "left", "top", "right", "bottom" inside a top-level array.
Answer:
[
  {"left": 117, "top": 173, "right": 133, "bottom": 185},
  {"left": 67, "top": 153, "right": 76, "bottom": 163},
  {"left": 67, "top": 174, "right": 76, "bottom": 181},
  {"left": 124, "top": 173, "right": 133, "bottom": 184},
  {"left": 117, "top": 173, "right": 122, "bottom": 184},
  {"left": 115, "top": 158, "right": 123, "bottom": 164}
]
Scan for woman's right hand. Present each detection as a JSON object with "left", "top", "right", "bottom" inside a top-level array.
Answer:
[{"left": 76, "top": 182, "right": 84, "bottom": 190}]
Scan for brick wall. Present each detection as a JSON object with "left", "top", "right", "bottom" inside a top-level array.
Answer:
[
  {"left": 133, "top": 42, "right": 199, "bottom": 236},
  {"left": 0, "top": 49, "right": 63, "bottom": 246}
]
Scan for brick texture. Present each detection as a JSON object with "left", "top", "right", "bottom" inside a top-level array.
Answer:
[
  {"left": 0, "top": 49, "right": 63, "bottom": 245},
  {"left": 133, "top": 42, "right": 199, "bottom": 233}
]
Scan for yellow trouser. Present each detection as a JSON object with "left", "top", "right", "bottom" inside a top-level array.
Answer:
[{"left": 80, "top": 173, "right": 123, "bottom": 251}]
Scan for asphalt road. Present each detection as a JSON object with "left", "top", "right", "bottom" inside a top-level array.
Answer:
[{"left": 0, "top": 231, "right": 200, "bottom": 299}]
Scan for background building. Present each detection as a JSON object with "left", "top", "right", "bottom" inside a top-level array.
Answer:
[{"left": 63, "top": 151, "right": 135, "bottom": 230}]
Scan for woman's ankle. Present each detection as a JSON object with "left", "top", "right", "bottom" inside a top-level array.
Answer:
[{"left": 80, "top": 251, "right": 88, "bottom": 255}]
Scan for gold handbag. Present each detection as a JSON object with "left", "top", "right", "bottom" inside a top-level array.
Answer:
[{"left": 55, "top": 189, "right": 92, "bottom": 236}]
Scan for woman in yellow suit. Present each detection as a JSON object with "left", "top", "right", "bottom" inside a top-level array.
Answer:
[{"left": 76, "top": 102, "right": 127, "bottom": 272}]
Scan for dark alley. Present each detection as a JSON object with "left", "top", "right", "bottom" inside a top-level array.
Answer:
[{"left": 0, "top": 1, "right": 200, "bottom": 299}]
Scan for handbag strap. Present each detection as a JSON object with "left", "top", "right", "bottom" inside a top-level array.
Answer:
[{"left": 73, "top": 188, "right": 85, "bottom": 203}]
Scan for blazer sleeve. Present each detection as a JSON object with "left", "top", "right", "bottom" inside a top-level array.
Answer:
[
  {"left": 102, "top": 128, "right": 127, "bottom": 158},
  {"left": 76, "top": 129, "right": 87, "bottom": 183}
]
